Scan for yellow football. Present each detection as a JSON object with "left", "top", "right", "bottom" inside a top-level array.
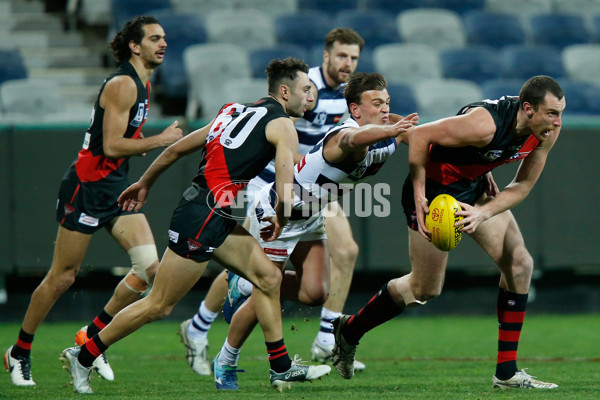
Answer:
[{"left": 425, "top": 194, "right": 463, "bottom": 251}]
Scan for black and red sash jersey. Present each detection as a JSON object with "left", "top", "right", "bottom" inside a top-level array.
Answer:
[
  {"left": 426, "top": 96, "right": 540, "bottom": 186},
  {"left": 73, "top": 61, "right": 150, "bottom": 183},
  {"left": 192, "top": 97, "right": 289, "bottom": 207}
]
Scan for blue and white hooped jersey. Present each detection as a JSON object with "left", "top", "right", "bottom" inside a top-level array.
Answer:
[
  {"left": 292, "top": 118, "right": 397, "bottom": 211},
  {"left": 257, "top": 66, "right": 347, "bottom": 183}
]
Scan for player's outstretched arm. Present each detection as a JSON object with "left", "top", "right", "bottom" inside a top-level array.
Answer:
[{"left": 118, "top": 120, "right": 214, "bottom": 212}]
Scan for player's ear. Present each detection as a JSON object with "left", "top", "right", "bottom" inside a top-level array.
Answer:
[
  {"left": 129, "top": 40, "right": 141, "bottom": 56},
  {"left": 349, "top": 102, "right": 360, "bottom": 119},
  {"left": 279, "top": 84, "right": 290, "bottom": 101}
]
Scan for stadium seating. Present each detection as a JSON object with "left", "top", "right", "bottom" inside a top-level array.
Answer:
[
  {"left": 206, "top": 9, "right": 275, "bottom": 50},
  {"left": 355, "top": 47, "right": 375, "bottom": 73},
  {"left": 427, "top": 0, "right": 485, "bottom": 15},
  {"left": 530, "top": 14, "right": 590, "bottom": 50},
  {"left": 171, "top": 0, "right": 233, "bottom": 14},
  {"left": 557, "top": 79, "right": 600, "bottom": 116},
  {"left": 231, "top": 0, "right": 298, "bottom": 18},
  {"left": 110, "top": 0, "right": 172, "bottom": 32},
  {"left": 183, "top": 43, "right": 250, "bottom": 119},
  {"left": 373, "top": 43, "right": 442, "bottom": 86},
  {"left": 552, "top": 0, "right": 600, "bottom": 28},
  {"left": 485, "top": 0, "right": 552, "bottom": 15},
  {"left": 298, "top": 0, "right": 358, "bottom": 14},
  {"left": 78, "top": 0, "right": 112, "bottom": 26},
  {"left": 275, "top": 11, "right": 333, "bottom": 50},
  {"left": 480, "top": 79, "right": 523, "bottom": 100},
  {"left": 149, "top": 11, "right": 207, "bottom": 105},
  {"left": 222, "top": 78, "right": 269, "bottom": 105},
  {"left": 386, "top": 83, "right": 418, "bottom": 116},
  {"left": 562, "top": 44, "right": 600, "bottom": 85},
  {"left": 363, "top": 0, "right": 423, "bottom": 15},
  {"left": 414, "top": 78, "right": 483, "bottom": 119},
  {"left": 0, "top": 48, "right": 28, "bottom": 85},
  {"left": 440, "top": 46, "right": 501, "bottom": 84},
  {"left": 0, "top": 78, "right": 67, "bottom": 122},
  {"left": 397, "top": 8, "right": 466, "bottom": 50},
  {"left": 249, "top": 45, "right": 308, "bottom": 78},
  {"left": 501, "top": 45, "right": 565, "bottom": 80},
  {"left": 333, "top": 10, "right": 399, "bottom": 49},
  {"left": 462, "top": 11, "right": 526, "bottom": 49}
]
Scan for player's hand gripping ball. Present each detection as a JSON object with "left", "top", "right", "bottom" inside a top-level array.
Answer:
[{"left": 425, "top": 194, "right": 463, "bottom": 251}]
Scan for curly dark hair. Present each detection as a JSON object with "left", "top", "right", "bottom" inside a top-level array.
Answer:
[{"left": 109, "top": 16, "right": 160, "bottom": 64}]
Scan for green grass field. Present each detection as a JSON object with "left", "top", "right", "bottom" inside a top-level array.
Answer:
[{"left": 1, "top": 315, "right": 599, "bottom": 399}]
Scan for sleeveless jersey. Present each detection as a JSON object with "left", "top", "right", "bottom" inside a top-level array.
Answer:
[
  {"left": 73, "top": 62, "right": 150, "bottom": 183},
  {"left": 257, "top": 66, "right": 347, "bottom": 183},
  {"left": 292, "top": 118, "right": 397, "bottom": 211},
  {"left": 426, "top": 96, "right": 540, "bottom": 187},
  {"left": 192, "top": 97, "right": 289, "bottom": 207}
]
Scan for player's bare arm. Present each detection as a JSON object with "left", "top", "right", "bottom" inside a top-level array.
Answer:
[
  {"left": 101, "top": 76, "right": 182, "bottom": 158},
  {"left": 119, "top": 121, "right": 213, "bottom": 212},
  {"left": 409, "top": 108, "right": 497, "bottom": 239},
  {"left": 326, "top": 113, "right": 418, "bottom": 162},
  {"left": 457, "top": 132, "right": 559, "bottom": 234},
  {"left": 261, "top": 117, "right": 299, "bottom": 241}
]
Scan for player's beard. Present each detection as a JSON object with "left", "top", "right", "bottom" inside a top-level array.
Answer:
[{"left": 326, "top": 62, "right": 350, "bottom": 86}]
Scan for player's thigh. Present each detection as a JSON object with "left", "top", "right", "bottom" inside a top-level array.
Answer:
[
  {"left": 408, "top": 228, "right": 448, "bottom": 287},
  {"left": 108, "top": 213, "right": 156, "bottom": 250},
  {"left": 289, "top": 239, "right": 329, "bottom": 289},
  {"left": 51, "top": 225, "right": 93, "bottom": 272},
  {"left": 212, "top": 224, "right": 278, "bottom": 286},
  {"left": 324, "top": 201, "right": 356, "bottom": 248},
  {"left": 469, "top": 209, "right": 526, "bottom": 269},
  {"left": 145, "top": 248, "right": 208, "bottom": 307}
]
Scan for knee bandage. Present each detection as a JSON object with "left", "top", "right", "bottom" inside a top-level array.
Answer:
[
  {"left": 393, "top": 275, "right": 427, "bottom": 307},
  {"left": 127, "top": 244, "right": 158, "bottom": 284}
]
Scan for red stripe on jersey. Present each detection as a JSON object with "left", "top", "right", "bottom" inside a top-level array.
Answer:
[
  {"left": 203, "top": 137, "right": 245, "bottom": 206},
  {"left": 427, "top": 135, "right": 539, "bottom": 185},
  {"left": 74, "top": 83, "right": 150, "bottom": 182},
  {"left": 499, "top": 310, "right": 526, "bottom": 324}
]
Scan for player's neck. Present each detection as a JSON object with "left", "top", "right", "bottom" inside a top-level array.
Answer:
[{"left": 129, "top": 58, "right": 154, "bottom": 85}]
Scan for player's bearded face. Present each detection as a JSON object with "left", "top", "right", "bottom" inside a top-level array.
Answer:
[{"left": 325, "top": 43, "right": 360, "bottom": 85}]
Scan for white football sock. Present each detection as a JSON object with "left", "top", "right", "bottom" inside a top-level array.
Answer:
[
  {"left": 218, "top": 338, "right": 241, "bottom": 366},
  {"left": 317, "top": 307, "right": 341, "bottom": 347},
  {"left": 188, "top": 300, "right": 219, "bottom": 340}
]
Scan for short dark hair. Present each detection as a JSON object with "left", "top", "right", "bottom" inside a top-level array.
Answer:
[
  {"left": 519, "top": 75, "right": 564, "bottom": 110},
  {"left": 344, "top": 72, "right": 387, "bottom": 108},
  {"left": 324, "top": 28, "right": 365, "bottom": 53},
  {"left": 266, "top": 57, "right": 309, "bottom": 96},
  {"left": 109, "top": 16, "right": 160, "bottom": 64}
]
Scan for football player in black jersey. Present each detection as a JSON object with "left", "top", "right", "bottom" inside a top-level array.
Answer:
[
  {"left": 333, "top": 75, "right": 564, "bottom": 390},
  {"left": 4, "top": 16, "right": 182, "bottom": 388},
  {"left": 59, "top": 58, "right": 333, "bottom": 394}
]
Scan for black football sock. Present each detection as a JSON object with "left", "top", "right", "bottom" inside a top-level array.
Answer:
[
  {"left": 342, "top": 283, "right": 405, "bottom": 345},
  {"left": 495, "top": 288, "right": 528, "bottom": 380}
]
